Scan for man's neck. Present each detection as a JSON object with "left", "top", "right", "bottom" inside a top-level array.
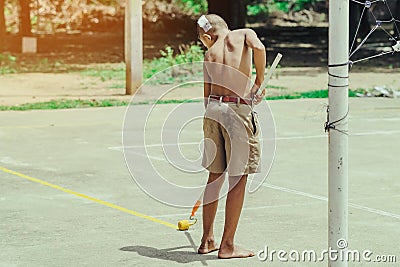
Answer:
[{"left": 213, "top": 29, "right": 230, "bottom": 40}]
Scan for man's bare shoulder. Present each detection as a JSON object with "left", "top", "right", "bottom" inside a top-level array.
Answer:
[{"left": 228, "top": 28, "right": 256, "bottom": 37}]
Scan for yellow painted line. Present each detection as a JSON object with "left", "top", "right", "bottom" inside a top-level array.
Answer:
[{"left": 0, "top": 166, "right": 178, "bottom": 230}]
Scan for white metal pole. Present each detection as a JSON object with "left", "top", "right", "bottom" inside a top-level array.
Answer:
[
  {"left": 328, "top": 0, "right": 349, "bottom": 266},
  {"left": 125, "top": 0, "right": 143, "bottom": 95}
]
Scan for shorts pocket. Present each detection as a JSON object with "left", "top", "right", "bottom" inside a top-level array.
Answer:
[{"left": 250, "top": 111, "right": 260, "bottom": 136}]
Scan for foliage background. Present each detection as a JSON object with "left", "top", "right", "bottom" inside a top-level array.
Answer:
[{"left": 3, "top": 0, "right": 323, "bottom": 34}]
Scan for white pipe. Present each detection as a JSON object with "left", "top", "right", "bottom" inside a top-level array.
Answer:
[{"left": 328, "top": 0, "right": 349, "bottom": 266}]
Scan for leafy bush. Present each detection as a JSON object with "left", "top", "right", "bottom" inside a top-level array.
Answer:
[
  {"left": 290, "top": 0, "right": 318, "bottom": 12},
  {"left": 0, "top": 54, "right": 18, "bottom": 74},
  {"left": 176, "top": 0, "right": 208, "bottom": 15},
  {"left": 80, "top": 44, "right": 204, "bottom": 84},
  {"left": 144, "top": 43, "right": 204, "bottom": 83},
  {"left": 247, "top": 0, "right": 319, "bottom": 16},
  {"left": 247, "top": 3, "right": 269, "bottom": 16}
]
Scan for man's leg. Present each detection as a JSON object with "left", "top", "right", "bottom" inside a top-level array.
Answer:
[
  {"left": 198, "top": 172, "right": 225, "bottom": 254},
  {"left": 218, "top": 175, "right": 254, "bottom": 259}
]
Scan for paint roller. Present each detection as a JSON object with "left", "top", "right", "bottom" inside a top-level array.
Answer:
[{"left": 177, "top": 198, "right": 201, "bottom": 231}]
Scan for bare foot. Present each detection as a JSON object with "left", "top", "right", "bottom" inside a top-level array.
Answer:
[
  {"left": 198, "top": 239, "right": 219, "bottom": 254},
  {"left": 218, "top": 245, "right": 254, "bottom": 259}
]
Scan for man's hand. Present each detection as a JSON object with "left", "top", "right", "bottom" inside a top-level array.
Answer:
[{"left": 251, "top": 83, "right": 265, "bottom": 105}]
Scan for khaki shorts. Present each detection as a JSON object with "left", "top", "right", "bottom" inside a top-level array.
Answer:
[{"left": 202, "top": 99, "right": 261, "bottom": 176}]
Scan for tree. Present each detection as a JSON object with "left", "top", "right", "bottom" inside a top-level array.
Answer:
[
  {"left": 19, "top": 0, "right": 31, "bottom": 36},
  {"left": 0, "top": 0, "right": 5, "bottom": 51},
  {"left": 208, "top": 0, "right": 246, "bottom": 29}
]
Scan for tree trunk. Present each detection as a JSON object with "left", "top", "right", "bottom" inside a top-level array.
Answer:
[
  {"left": 0, "top": 0, "right": 5, "bottom": 51},
  {"left": 19, "top": 0, "right": 31, "bottom": 36},
  {"left": 208, "top": 0, "right": 246, "bottom": 29}
]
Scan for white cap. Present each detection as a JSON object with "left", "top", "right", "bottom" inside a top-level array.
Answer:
[{"left": 197, "top": 15, "right": 212, "bottom": 32}]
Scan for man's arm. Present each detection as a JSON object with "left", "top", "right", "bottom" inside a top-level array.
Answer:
[
  {"left": 245, "top": 29, "right": 266, "bottom": 97},
  {"left": 203, "top": 62, "right": 211, "bottom": 108}
]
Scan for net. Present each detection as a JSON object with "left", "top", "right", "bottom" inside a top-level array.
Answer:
[{"left": 350, "top": 0, "right": 400, "bottom": 64}]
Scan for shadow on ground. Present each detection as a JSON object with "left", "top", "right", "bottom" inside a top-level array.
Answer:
[{"left": 120, "top": 245, "right": 218, "bottom": 264}]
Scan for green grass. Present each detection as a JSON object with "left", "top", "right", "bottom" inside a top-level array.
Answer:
[
  {"left": 267, "top": 85, "right": 288, "bottom": 90},
  {"left": 77, "top": 45, "right": 204, "bottom": 86},
  {"left": 80, "top": 64, "right": 125, "bottom": 82},
  {"left": 0, "top": 99, "right": 131, "bottom": 111},
  {"left": 0, "top": 89, "right": 360, "bottom": 111},
  {"left": 109, "top": 83, "right": 125, "bottom": 89},
  {"left": 266, "top": 89, "right": 357, "bottom": 100},
  {"left": 0, "top": 53, "right": 66, "bottom": 74},
  {"left": 154, "top": 99, "right": 202, "bottom": 105},
  {"left": 0, "top": 99, "right": 202, "bottom": 111}
]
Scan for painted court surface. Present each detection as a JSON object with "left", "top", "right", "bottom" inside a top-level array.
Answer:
[{"left": 1, "top": 98, "right": 399, "bottom": 267}]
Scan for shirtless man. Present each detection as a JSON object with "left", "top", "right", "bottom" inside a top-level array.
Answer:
[{"left": 196, "top": 14, "right": 266, "bottom": 259}]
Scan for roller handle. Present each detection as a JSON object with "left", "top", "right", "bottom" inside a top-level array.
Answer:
[
  {"left": 190, "top": 200, "right": 201, "bottom": 218},
  {"left": 255, "top": 53, "right": 283, "bottom": 96}
]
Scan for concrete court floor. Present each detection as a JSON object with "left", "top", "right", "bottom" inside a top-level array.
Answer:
[{"left": 0, "top": 98, "right": 399, "bottom": 267}]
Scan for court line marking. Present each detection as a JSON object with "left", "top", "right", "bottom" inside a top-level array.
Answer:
[
  {"left": 123, "top": 150, "right": 166, "bottom": 161},
  {"left": 263, "top": 183, "right": 400, "bottom": 220},
  {"left": 151, "top": 202, "right": 322, "bottom": 219},
  {"left": 150, "top": 184, "right": 399, "bottom": 220},
  {"left": 150, "top": 182, "right": 400, "bottom": 221},
  {"left": 110, "top": 131, "right": 400, "bottom": 221},
  {"left": 2, "top": 164, "right": 398, "bottom": 230},
  {"left": 109, "top": 129, "right": 400, "bottom": 150},
  {"left": 0, "top": 166, "right": 178, "bottom": 230}
]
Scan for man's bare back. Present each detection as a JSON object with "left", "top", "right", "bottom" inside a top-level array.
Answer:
[
  {"left": 202, "top": 28, "right": 266, "bottom": 99},
  {"left": 204, "top": 29, "right": 253, "bottom": 97}
]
